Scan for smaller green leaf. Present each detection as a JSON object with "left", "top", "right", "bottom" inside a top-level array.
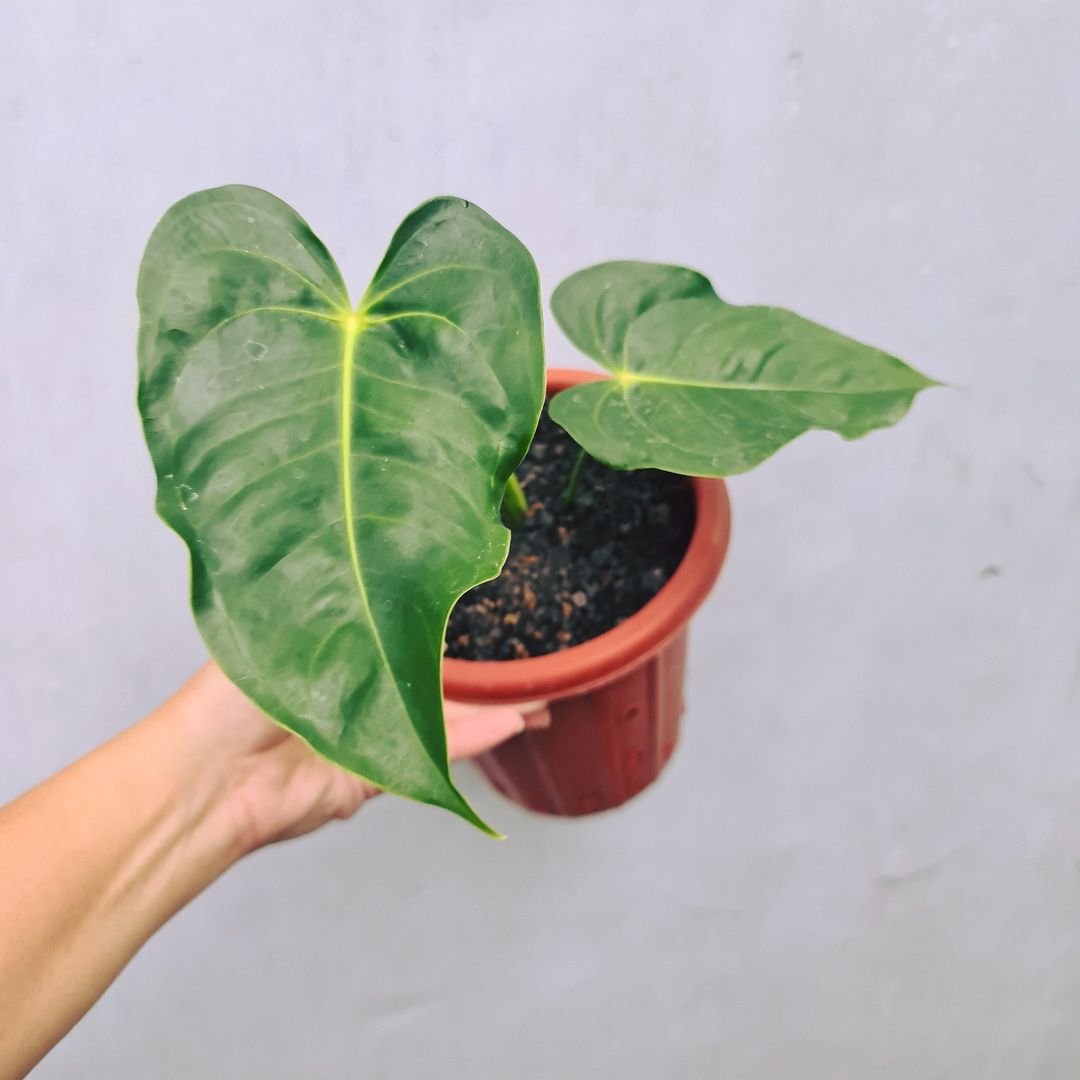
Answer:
[{"left": 549, "top": 263, "right": 939, "bottom": 476}]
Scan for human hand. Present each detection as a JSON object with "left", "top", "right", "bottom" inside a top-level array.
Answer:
[
  {"left": 173, "top": 663, "right": 545, "bottom": 853},
  {"left": 0, "top": 661, "right": 545, "bottom": 1078}
]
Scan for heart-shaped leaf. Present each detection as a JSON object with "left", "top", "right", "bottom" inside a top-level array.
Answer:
[
  {"left": 550, "top": 260, "right": 719, "bottom": 366},
  {"left": 138, "top": 186, "right": 544, "bottom": 832},
  {"left": 549, "top": 261, "right": 937, "bottom": 475}
]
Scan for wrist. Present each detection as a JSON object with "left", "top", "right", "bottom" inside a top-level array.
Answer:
[{"left": 147, "top": 667, "right": 263, "bottom": 868}]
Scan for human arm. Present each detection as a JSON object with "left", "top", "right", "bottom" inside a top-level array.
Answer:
[{"left": 0, "top": 662, "right": 534, "bottom": 1079}]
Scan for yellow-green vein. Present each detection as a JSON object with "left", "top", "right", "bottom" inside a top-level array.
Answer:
[
  {"left": 337, "top": 313, "right": 447, "bottom": 781},
  {"left": 360, "top": 263, "right": 493, "bottom": 312}
]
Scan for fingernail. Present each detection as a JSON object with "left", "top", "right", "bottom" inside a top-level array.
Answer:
[{"left": 523, "top": 706, "right": 552, "bottom": 731}]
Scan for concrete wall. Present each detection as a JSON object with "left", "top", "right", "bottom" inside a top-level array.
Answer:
[{"left": 3, "top": 1, "right": 1078, "bottom": 1075}]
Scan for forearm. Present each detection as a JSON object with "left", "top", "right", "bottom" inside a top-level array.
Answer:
[
  {"left": 0, "top": 663, "right": 527, "bottom": 1078},
  {"left": 0, "top": 683, "right": 246, "bottom": 1079}
]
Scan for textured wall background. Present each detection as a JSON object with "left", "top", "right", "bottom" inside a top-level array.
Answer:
[{"left": 2, "top": 1, "right": 1079, "bottom": 1076}]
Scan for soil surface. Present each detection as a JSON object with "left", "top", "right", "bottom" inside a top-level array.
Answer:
[{"left": 445, "top": 408, "right": 695, "bottom": 660}]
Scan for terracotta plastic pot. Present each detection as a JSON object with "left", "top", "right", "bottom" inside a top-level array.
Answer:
[{"left": 443, "top": 368, "right": 732, "bottom": 816}]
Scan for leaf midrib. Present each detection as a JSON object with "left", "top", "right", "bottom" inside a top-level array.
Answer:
[
  {"left": 338, "top": 313, "right": 397, "bottom": 701},
  {"left": 336, "top": 308, "right": 447, "bottom": 777},
  {"left": 613, "top": 371, "right": 926, "bottom": 395}
]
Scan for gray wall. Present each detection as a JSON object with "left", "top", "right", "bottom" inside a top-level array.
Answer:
[{"left": 3, "top": 1, "right": 1078, "bottom": 1076}]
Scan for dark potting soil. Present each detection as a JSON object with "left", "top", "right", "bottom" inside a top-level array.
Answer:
[{"left": 445, "top": 408, "right": 695, "bottom": 661}]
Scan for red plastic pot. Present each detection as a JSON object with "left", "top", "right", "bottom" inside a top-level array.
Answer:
[{"left": 443, "top": 368, "right": 732, "bottom": 816}]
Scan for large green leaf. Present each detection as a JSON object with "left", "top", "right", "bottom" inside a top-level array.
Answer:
[
  {"left": 138, "top": 186, "right": 544, "bottom": 832},
  {"left": 549, "top": 261, "right": 938, "bottom": 475}
]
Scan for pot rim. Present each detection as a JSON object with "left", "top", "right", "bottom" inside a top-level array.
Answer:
[{"left": 442, "top": 367, "right": 732, "bottom": 705}]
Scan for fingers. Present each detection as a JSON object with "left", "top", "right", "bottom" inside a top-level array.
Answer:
[
  {"left": 320, "top": 703, "right": 550, "bottom": 822},
  {"left": 445, "top": 698, "right": 551, "bottom": 725},
  {"left": 334, "top": 774, "right": 378, "bottom": 820},
  {"left": 446, "top": 706, "right": 531, "bottom": 761}
]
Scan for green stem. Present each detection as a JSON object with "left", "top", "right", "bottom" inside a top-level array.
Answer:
[
  {"left": 501, "top": 473, "right": 528, "bottom": 529},
  {"left": 560, "top": 447, "right": 589, "bottom": 510}
]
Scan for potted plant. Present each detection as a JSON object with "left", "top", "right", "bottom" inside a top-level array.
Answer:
[{"left": 138, "top": 186, "right": 936, "bottom": 832}]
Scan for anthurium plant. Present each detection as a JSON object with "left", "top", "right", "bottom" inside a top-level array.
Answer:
[{"left": 138, "top": 186, "right": 936, "bottom": 832}]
